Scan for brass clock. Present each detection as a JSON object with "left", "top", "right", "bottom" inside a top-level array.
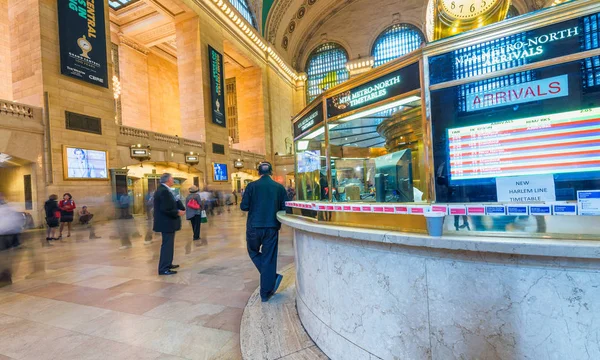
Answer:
[{"left": 433, "top": 0, "right": 512, "bottom": 40}]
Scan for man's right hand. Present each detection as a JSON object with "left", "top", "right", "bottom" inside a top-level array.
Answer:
[{"left": 178, "top": 210, "right": 186, "bottom": 216}]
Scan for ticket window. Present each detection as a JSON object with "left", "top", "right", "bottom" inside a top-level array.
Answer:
[
  {"left": 327, "top": 97, "right": 427, "bottom": 203},
  {"left": 431, "top": 56, "right": 600, "bottom": 203},
  {"left": 295, "top": 125, "right": 327, "bottom": 201}
]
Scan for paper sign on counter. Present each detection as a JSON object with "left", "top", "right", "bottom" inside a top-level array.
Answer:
[
  {"left": 496, "top": 175, "right": 556, "bottom": 202},
  {"left": 577, "top": 190, "right": 600, "bottom": 216}
]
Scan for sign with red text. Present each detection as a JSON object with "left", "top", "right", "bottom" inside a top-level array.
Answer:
[{"left": 466, "top": 75, "right": 568, "bottom": 112}]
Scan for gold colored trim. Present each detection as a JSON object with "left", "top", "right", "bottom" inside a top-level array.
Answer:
[
  {"left": 324, "top": 99, "right": 333, "bottom": 202},
  {"left": 419, "top": 55, "right": 435, "bottom": 202},
  {"left": 327, "top": 89, "right": 421, "bottom": 123},
  {"left": 62, "top": 145, "right": 110, "bottom": 181},
  {"left": 429, "top": 48, "right": 600, "bottom": 91},
  {"left": 321, "top": 212, "right": 428, "bottom": 234},
  {"left": 424, "top": 0, "right": 599, "bottom": 57}
]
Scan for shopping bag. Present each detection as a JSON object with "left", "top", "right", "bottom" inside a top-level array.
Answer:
[
  {"left": 187, "top": 198, "right": 201, "bottom": 210},
  {"left": 201, "top": 210, "right": 208, "bottom": 224}
]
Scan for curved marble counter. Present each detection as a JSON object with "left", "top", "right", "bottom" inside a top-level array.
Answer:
[{"left": 278, "top": 212, "right": 600, "bottom": 360}]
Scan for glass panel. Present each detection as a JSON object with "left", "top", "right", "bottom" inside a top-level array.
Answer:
[
  {"left": 306, "top": 43, "right": 350, "bottom": 103},
  {"left": 326, "top": 97, "right": 426, "bottom": 203},
  {"left": 295, "top": 125, "right": 328, "bottom": 201},
  {"left": 372, "top": 24, "right": 424, "bottom": 67},
  {"left": 108, "top": 0, "right": 139, "bottom": 10},
  {"left": 228, "top": 0, "right": 257, "bottom": 29}
]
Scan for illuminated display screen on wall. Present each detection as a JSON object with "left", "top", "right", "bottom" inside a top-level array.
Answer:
[
  {"left": 448, "top": 107, "right": 600, "bottom": 181},
  {"left": 213, "top": 163, "right": 228, "bottom": 182},
  {"left": 64, "top": 147, "right": 108, "bottom": 180}
]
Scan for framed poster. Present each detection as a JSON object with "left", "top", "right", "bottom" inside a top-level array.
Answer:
[
  {"left": 63, "top": 146, "right": 109, "bottom": 180},
  {"left": 57, "top": 0, "right": 108, "bottom": 87},
  {"left": 213, "top": 163, "right": 229, "bottom": 182},
  {"left": 208, "top": 46, "right": 226, "bottom": 127}
]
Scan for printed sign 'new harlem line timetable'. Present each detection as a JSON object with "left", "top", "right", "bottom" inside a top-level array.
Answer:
[{"left": 448, "top": 107, "right": 600, "bottom": 181}]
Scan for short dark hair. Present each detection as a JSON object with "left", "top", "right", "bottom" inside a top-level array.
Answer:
[
  {"left": 63, "top": 193, "right": 72, "bottom": 200},
  {"left": 160, "top": 173, "right": 172, "bottom": 184},
  {"left": 258, "top": 162, "right": 273, "bottom": 176},
  {"left": 49, "top": 194, "right": 58, "bottom": 200}
]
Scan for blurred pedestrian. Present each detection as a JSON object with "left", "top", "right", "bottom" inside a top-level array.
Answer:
[
  {"left": 185, "top": 186, "right": 203, "bottom": 241},
  {"left": 154, "top": 173, "right": 185, "bottom": 275},
  {"left": 79, "top": 206, "right": 100, "bottom": 240},
  {"left": 232, "top": 190, "right": 238, "bottom": 205},
  {"left": 59, "top": 193, "right": 76, "bottom": 239},
  {"left": 145, "top": 191, "right": 154, "bottom": 220},
  {"left": 241, "top": 162, "right": 288, "bottom": 302},
  {"left": 44, "top": 194, "right": 60, "bottom": 245}
]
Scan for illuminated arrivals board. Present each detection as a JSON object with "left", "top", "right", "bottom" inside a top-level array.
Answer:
[{"left": 448, "top": 107, "right": 600, "bottom": 181}]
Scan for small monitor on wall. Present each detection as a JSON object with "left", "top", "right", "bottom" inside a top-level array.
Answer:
[
  {"left": 213, "top": 163, "right": 228, "bottom": 182},
  {"left": 63, "top": 146, "right": 109, "bottom": 180}
]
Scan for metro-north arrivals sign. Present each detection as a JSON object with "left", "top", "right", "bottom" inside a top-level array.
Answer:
[
  {"left": 466, "top": 75, "right": 569, "bottom": 112},
  {"left": 57, "top": 0, "right": 108, "bottom": 87}
]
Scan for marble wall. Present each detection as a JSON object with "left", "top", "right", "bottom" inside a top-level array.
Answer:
[{"left": 293, "top": 229, "right": 600, "bottom": 360}]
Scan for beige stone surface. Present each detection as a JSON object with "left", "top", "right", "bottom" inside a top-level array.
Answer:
[
  {"left": 148, "top": 53, "right": 182, "bottom": 136},
  {"left": 0, "top": 0, "right": 11, "bottom": 100},
  {"left": 120, "top": 45, "right": 152, "bottom": 130}
]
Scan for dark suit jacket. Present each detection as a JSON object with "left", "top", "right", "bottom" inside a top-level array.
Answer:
[
  {"left": 153, "top": 185, "right": 183, "bottom": 233},
  {"left": 240, "top": 176, "right": 288, "bottom": 229}
]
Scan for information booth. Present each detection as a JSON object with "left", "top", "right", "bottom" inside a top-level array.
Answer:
[{"left": 290, "top": 1, "right": 600, "bottom": 239}]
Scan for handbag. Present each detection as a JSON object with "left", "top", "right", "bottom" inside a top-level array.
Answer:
[
  {"left": 201, "top": 210, "right": 208, "bottom": 224},
  {"left": 187, "top": 198, "right": 201, "bottom": 210},
  {"left": 54, "top": 210, "right": 61, "bottom": 219}
]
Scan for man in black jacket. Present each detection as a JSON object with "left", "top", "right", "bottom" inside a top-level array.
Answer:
[
  {"left": 153, "top": 173, "right": 185, "bottom": 275},
  {"left": 240, "top": 162, "right": 288, "bottom": 302}
]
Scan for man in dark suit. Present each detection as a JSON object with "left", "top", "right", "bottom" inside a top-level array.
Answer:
[
  {"left": 240, "top": 162, "right": 288, "bottom": 302},
  {"left": 153, "top": 173, "right": 185, "bottom": 275}
]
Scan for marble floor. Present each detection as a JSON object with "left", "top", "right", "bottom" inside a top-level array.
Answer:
[{"left": 0, "top": 209, "right": 295, "bottom": 360}]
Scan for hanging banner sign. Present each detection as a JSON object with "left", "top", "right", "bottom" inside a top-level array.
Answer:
[
  {"left": 466, "top": 75, "right": 569, "bottom": 112},
  {"left": 294, "top": 104, "right": 324, "bottom": 139},
  {"left": 57, "top": 0, "right": 108, "bottom": 87},
  {"left": 326, "top": 62, "right": 420, "bottom": 119},
  {"left": 429, "top": 14, "right": 590, "bottom": 85},
  {"left": 209, "top": 46, "right": 226, "bottom": 127}
]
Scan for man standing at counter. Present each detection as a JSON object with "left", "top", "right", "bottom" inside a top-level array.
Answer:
[{"left": 240, "top": 161, "right": 288, "bottom": 302}]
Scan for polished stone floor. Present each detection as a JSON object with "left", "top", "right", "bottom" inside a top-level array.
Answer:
[{"left": 0, "top": 209, "right": 294, "bottom": 360}]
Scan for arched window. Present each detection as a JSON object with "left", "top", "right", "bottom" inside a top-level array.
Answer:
[
  {"left": 506, "top": 5, "right": 519, "bottom": 19},
  {"left": 372, "top": 24, "right": 424, "bottom": 67},
  {"left": 305, "top": 43, "right": 349, "bottom": 103},
  {"left": 229, "top": 0, "right": 257, "bottom": 29}
]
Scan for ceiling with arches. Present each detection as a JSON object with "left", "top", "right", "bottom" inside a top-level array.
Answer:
[{"left": 260, "top": 0, "right": 568, "bottom": 71}]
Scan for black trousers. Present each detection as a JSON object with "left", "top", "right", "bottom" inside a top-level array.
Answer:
[
  {"left": 189, "top": 215, "right": 201, "bottom": 240},
  {"left": 159, "top": 232, "right": 175, "bottom": 273},
  {"left": 246, "top": 227, "right": 279, "bottom": 298}
]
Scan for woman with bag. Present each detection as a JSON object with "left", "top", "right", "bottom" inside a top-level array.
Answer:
[
  {"left": 185, "top": 186, "right": 203, "bottom": 241},
  {"left": 58, "top": 193, "right": 76, "bottom": 239},
  {"left": 44, "top": 194, "right": 60, "bottom": 245}
]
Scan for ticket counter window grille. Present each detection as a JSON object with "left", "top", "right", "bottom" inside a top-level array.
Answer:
[
  {"left": 306, "top": 43, "right": 349, "bottom": 103},
  {"left": 228, "top": 0, "right": 257, "bottom": 28},
  {"left": 372, "top": 24, "right": 424, "bottom": 67}
]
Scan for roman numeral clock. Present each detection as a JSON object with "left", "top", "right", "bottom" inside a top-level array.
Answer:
[{"left": 433, "top": 0, "right": 512, "bottom": 40}]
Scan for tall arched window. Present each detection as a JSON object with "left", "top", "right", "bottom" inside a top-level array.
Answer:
[
  {"left": 372, "top": 24, "right": 424, "bottom": 67},
  {"left": 305, "top": 43, "right": 349, "bottom": 103},
  {"left": 229, "top": 0, "right": 257, "bottom": 29},
  {"left": 506, "top": 5, "right": 519, "bottom": 19}
]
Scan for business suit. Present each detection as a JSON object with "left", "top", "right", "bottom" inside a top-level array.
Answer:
[
  {"left": 240, "top": 176, "right": 288, "bottom": 299},
  {"left": 153, "top": 185, "right": 184, "bottom": 273}
]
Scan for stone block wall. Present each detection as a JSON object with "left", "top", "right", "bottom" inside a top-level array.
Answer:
[
  {"left": 119, "top": 45, "right": 151, "bottom": 130},
  {"left": 0, "top": 0, "right": 11, "bottom": 100},
  {"left": 147, "top": 53, "right": 181, "bottom": 136}
]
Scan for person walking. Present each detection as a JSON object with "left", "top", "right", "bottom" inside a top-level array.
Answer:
[
  {"left": 240, "top": 161, "right": 288, "bottom": 302},
  {"left": 44, "top": 195, "right": 60, "bottom": 245},
  {"left": 185, "top": 186, "right": 203, "bottom": 241},
  {"left": 153, "top": 173, "right": 185, "bottom": 275},
  {"left": 58, "top": 193, "right": 76, "bottom": 239}
]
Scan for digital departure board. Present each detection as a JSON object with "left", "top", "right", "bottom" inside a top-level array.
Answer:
[{"left": 448, "top": 107, "right": 600, "bottom": 181}]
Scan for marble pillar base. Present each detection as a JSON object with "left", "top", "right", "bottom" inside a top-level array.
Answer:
[{"left": 280, "top": 213, "right": 600, "bottom": 360}]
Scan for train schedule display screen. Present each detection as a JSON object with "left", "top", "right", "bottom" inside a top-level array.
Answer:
[{"left": 448, "top": 107, "right": 600, "bottom": 182}]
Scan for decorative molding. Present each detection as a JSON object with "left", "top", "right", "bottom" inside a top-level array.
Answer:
[
  {"left": 265, "top": 0, "right": 295, "bottom": 43},
  {"left": 119, "top": 35, "right": 150, "bottom": 55},
  {"left": 135, "top": 22, "right": 176, "bottom": 45}
]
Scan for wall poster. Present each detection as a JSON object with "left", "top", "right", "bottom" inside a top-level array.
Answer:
[
  {"left": 209, "top": 45, "right": 227, "bottom": 127},
  {"left": 57, "top": 0, "right": 108, "bottom": 87}
]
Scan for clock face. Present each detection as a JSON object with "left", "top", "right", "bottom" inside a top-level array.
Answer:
[{"left": 440, "top": 0, "right": 500, "bottom": 20}]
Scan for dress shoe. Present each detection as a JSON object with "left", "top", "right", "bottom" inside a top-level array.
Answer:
[
  {"left": 159, "top": 270, "right": 177, "bottom": 276},
  {"left": 169, "top": 264, "right": 180, "bottom": 269},
  {"left": 273, "top": 274, "right": 283, "bottom": 294}
]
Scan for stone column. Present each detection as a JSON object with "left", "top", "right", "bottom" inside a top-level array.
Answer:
[
  {"left": 175, "top": 16, "right": 206, "bottom": 142},
  {"left": 0, "top": 0, "right": 11, "bottom": 100}
]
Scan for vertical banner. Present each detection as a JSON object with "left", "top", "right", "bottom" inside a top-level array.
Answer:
[
  {"left": 208, "top": 45, "right": 226, "bottom": 127},
  {"left": 57, "top": 0, "right": 108, "bottom": 88}
]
